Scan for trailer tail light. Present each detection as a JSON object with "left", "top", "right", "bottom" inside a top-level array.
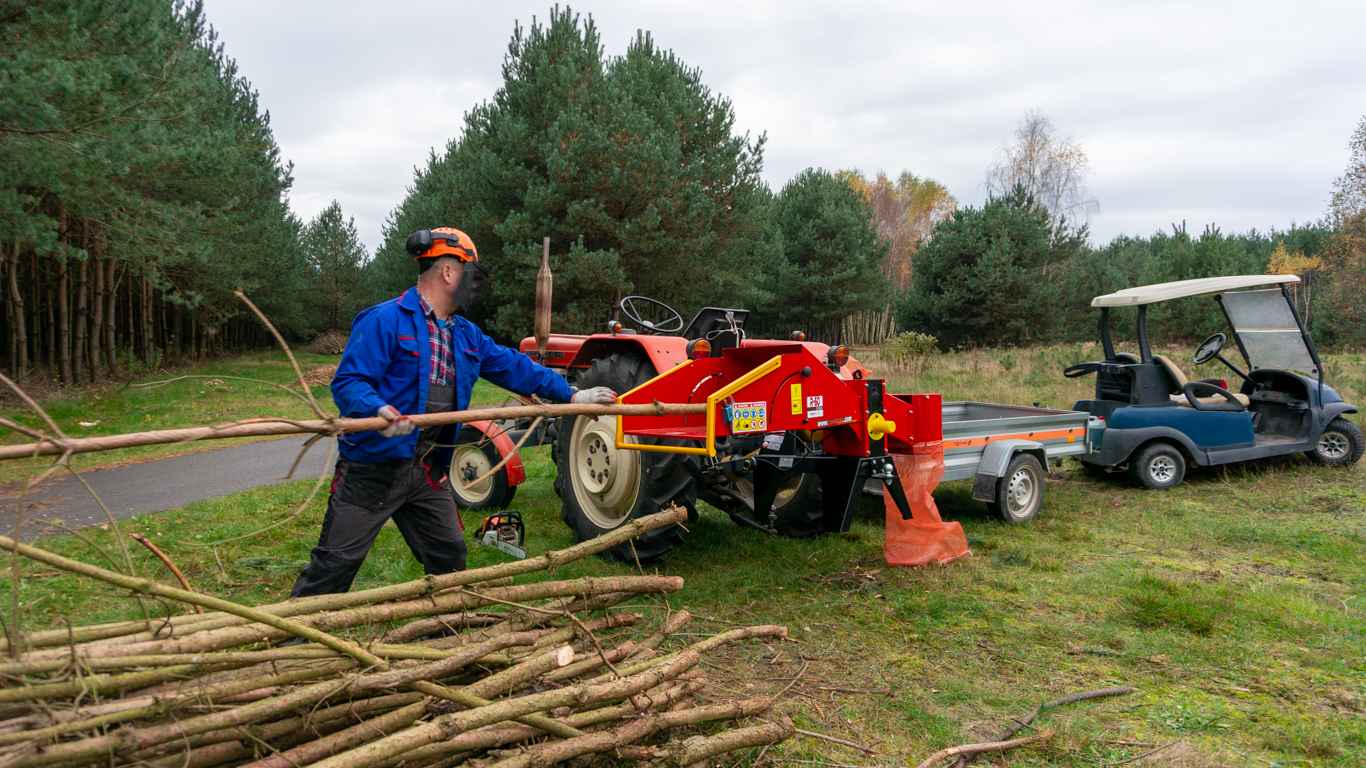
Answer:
[
  {"left": 687, "top": 338, "right": 711, "bottom": 359},
  {"left": 827, "top": 345, "right": 850, "bottom": 368},
  {"left": 790, "top": 331, "right": 806, "bottom": 341}
]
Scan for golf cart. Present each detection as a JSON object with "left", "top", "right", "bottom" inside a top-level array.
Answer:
[{"left": 1066, "top": 275, "right": 1362, "bottom": 488}]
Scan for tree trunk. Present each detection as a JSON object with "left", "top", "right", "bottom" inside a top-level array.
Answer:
[
  {"left": 124, "top": 268, "right": 133, "bottom": 364},
  {"left": 74, "top": 255, "right": 89, "bottom": 385},
  {"left": 158, "top": 290, "right": 168, "bottom": 355},
  {"left": 105, "top": 259, "right": 118, "bottom": 372},
  {"left": 140, "top": 274, "right": 153, "bottom": 366},
  {"left": 6, "top": 242, "right": 28, "bottom": 377},
  {"left": 28, "top": 249, "right": 39, "bottom": 371},
  {"left": 57, "top": 257, "right": 72, "bottom": 385},
  {"left": 91, "top": 246, "right": 105, "bottom": 380},
  {"left": 3, "top": 245, "right": 13, "bottom": 377},
  {"left": 45, "top": 259, "right": 55, "bottom": 371}
]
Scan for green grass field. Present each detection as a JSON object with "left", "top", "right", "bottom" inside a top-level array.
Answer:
[{"left": 2, "top": 345, "right": 1363, "bottom": 766}]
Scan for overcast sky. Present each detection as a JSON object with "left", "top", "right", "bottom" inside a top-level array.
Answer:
[{"left": 204, "top": 0, "right": 1365, "bottom": 252}]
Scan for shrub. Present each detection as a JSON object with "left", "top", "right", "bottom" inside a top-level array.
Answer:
[
  {"left": 307, "top": 330, "right": 348, "bottom": 355},
  {"left": 880, "top": 331, "right": 938, "bottom": 374}
]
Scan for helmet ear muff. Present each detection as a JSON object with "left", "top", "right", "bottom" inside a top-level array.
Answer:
[{"left": 405, "top": 229, "right": 433, "bottom": 257}]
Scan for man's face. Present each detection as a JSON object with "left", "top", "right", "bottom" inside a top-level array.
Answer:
[{"left": 446, "top": 258, "right": 487, "bottom": 314}]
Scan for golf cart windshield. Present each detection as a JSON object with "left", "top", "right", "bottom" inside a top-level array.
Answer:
[{"left": 1220, "top": 289, "right": 1319, "bottom": 378}]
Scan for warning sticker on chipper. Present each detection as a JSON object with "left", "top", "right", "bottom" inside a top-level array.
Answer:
[
  {"left": 805, "top": 395, "right": 825, "bottom": 418},
  {"left": 729, "top": 401, "right": 769, "bottom": 433}
]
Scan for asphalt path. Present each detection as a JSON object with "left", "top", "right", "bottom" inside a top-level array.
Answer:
[{"left": 0, "top": 437, "right": 336, "bottom": 542}]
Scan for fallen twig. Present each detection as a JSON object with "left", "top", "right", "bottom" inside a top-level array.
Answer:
[
  {"left": 916, "top": 729, "right": 1055, "bottom": 768},
  {"left": 794, "top": 728, "right": 877, "bottom": 755},
  {"left": 952, "top": 685, "right": 1135, "bottom": 767},
  {"left": 128, "top": 533, "right": 202, "bottom": 612}
]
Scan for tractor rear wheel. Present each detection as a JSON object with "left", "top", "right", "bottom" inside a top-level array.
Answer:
[{"left": 555, "top": 353, "right": 698, "bottom": 561}]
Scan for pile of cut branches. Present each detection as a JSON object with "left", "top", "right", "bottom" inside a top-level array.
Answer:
[{"left": 0, "top": 508, "right": 792, "bottom": 767}]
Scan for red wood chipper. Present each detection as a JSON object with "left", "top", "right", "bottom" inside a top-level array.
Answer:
[
  {"left": 456, "top": 293, "right": 1088, "bottom": 563},
  {"left": 614, "top": 342, "right": 970, "bottom": 564}
]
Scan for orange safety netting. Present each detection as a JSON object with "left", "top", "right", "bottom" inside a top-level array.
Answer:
[{"left": 882, "top": 443, "right": 970, "bottom": 567}]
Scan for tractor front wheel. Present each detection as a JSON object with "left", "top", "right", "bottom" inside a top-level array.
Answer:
[
  {"left": 554, "top": 353, "right": 698, "bottom": 561},
  {"left": 448, "top": 427, "right": 517, "bottom": 510}
]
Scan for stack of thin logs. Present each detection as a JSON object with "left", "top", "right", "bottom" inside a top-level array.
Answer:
[{"left": 0, "top": 508, "right": 792, "bottom": 767}]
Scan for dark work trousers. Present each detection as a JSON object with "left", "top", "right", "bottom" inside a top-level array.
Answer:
[{"left": 290, "top": 456, "right": 467, "bottom": 597}]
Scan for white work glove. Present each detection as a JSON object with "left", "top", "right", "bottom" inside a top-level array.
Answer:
[
  {"left": 571, "top": 386, "right": 618, "bottom": 405},
  {"left": 377, "top": 405, "right": 415, "bottom": 437}
]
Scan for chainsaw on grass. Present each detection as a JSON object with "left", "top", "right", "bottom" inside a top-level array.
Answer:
[{"left": 474, "top": 511, "right": 527, "bottom": 559}]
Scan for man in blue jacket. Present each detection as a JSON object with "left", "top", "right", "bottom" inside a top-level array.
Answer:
[{"left": 291, "top": 227, "right": 615, "bottom": 597}]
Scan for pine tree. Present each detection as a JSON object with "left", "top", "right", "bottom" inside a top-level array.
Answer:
[
  {"left": 374, "top": 7, "right": 776, "bottom": 340},
  {"left": 0, "top": 0, "right": 307, "bottom": 378},
  {"left": 303, "top": 202, "right": 368, "bottom": 330},
  {"left": 767, "top": 169, "right": 888, "bottom": 342}
]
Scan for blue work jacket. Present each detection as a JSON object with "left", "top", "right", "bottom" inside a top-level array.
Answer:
[{"left": 331, "top": 288, "right": 573, "bottom": 467}]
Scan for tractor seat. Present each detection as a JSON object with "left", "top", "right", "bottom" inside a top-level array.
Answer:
[{"left": 1152, "top": 355, "right": 1250, "bottom": 408}]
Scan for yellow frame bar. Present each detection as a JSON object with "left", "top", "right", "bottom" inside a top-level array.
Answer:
[
  {"left": 615, "top": 360, "right": 710, "bottom": 456},
  {"left": 615, "top": 355, "right": 784, "bottom": 457}
]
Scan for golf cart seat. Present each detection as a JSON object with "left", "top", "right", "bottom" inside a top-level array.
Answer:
[{"left": 1153, "top": 355, "right": 1249, "bottom": 408}]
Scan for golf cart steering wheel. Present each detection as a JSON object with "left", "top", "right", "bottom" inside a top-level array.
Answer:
[
  {"left": 1064, "top": 362, "right": 1104, "bottom": 378},
  {"left": 619, "top": 295, "right": 685, "bottom": 335},
  {"left": 1192, "top": 332, "right": 1226, "bottom": 365}
]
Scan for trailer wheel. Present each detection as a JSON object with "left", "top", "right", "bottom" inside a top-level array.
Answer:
[
  {"left": 1306, "top": 417, "right": 1364, "bottom": 467},
  {"left": 1130, "top": 442, "right": 1185, "bottom": 489},
  {"left": 555, "top": 353, "right": 698, "bottom": 561},
  {"left": 449, "top": 427, "right": 517, "bottom": 510},
  {"left": 987, "top": 454, "right": 1044, "bottom": 524}
]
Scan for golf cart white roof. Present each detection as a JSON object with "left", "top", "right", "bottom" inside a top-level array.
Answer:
[{"left": 1091, "top": 275, "right": 1300, "bottom": 308}]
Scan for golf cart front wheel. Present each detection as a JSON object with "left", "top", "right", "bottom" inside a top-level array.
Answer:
[
  {"left": 1131, "top": 442, "right": 1186, "bottom": 489},
  {"left": 987, "top": 454, "right": 1045, "bottom": 523},
  {"left": 1307, "top": 418, "right": 1365, "bottom": 467}
]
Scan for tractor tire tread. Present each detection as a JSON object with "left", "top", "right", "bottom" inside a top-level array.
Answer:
[{"left": 555, "top": 353, "right": 697, "bottom": 562}]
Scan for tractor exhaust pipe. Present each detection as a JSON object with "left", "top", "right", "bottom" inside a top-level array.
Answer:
[{"left": 535, "top": 236, "right": 553, "bottom": 360}]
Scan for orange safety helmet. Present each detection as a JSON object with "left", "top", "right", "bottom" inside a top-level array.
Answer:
[{"left": 406, "top": 226, "right": 478, "bottom": 263}]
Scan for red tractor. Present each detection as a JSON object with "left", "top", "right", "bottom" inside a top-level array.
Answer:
[{"left": 448, "top": 295, "right": 868, "bottom": 560}]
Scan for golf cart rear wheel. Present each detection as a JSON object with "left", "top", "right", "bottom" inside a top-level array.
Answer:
[
  {"left": 555, "top": 353, "right": 698, "bottom": 562},
  {"left": 449, "top": 428, "right": 516, "bottom": 510},
  {"left": 1307, "top": 417, "right": 1364, "bottom": 467},
  {"left": 1131, "top": 442, "right": 1186, "bottom": 489},
  {"left": 986, "top": 454, "right": 1044, "bottom": 524}
]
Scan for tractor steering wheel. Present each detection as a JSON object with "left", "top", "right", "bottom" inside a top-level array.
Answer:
[
  {"left": 619, "top": 295, "right": 685, "bottom": 335},
  {"left": 1192, "top": 332, "right": 1226, "bottom": 365}
]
